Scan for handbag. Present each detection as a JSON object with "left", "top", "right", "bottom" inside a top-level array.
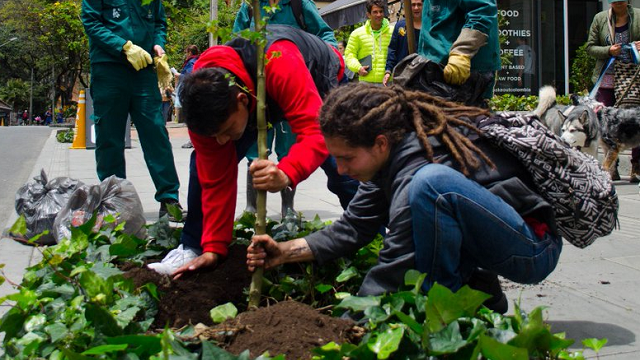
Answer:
[{"left": 613, "top": 60, "right": 640, "bottom": 108}]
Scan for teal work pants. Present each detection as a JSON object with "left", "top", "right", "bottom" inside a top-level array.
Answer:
[
  {"left": 90, "top": 62, "right": 180, "bottom": 202},
  {"left": 245, "top": 121, "right": 296, "bottom": 161}
]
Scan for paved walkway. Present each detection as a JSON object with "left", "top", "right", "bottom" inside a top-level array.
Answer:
[{"left": 1, "top": 124, "right": 639, "bottom": 358}]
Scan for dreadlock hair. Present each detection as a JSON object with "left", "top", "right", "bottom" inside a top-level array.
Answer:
[
  {"left": 179, "top": 67, "right": 244, "bottom": 137},
  {"left": 319, "top": 82, "right": 494, "bottom": 176}
]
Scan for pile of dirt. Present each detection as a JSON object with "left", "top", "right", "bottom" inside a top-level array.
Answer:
[
  {"left": 123, "top": 245, "right": 361, "bottom": 359},
  {"left": 206, "top": 301, "right": 357, "bottom": 360},
  {"left": 123, "top": 244, "right": 252, "bottom": 328}
]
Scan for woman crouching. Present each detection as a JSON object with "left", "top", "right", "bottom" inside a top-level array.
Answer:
[{"left": 246, "top": 82, "right": 562, "bottom": 314}]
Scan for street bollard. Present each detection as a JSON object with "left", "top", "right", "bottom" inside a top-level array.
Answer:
[{"left": 70, "top": 90, "right": 86, "bottom": 149}]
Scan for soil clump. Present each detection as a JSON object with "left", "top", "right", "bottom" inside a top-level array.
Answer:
[{"left": 123, "top": 245, "right": 360, "bottom": 359}]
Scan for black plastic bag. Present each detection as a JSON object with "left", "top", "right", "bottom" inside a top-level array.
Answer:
[
  {"left": 14, "top": 169, "right": 84, "bottom": 245},
  {"left": 392, "top": 53, "right": 493, "bottom": 108},
  {"left": 53, "top": 175, "right": 147, "bottom": 242}
]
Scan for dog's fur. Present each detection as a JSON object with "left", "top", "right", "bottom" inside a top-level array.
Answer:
[
  {"left": 533, "top": 86, "right": 601, "bottom": 158},
  {"left": 597, "top": 106, "right": 640, "bottom": 174}
]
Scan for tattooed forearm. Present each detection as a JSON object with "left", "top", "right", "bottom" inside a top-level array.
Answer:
[{"left": 283, "top": 238, "right": 314, "bottom": 263}]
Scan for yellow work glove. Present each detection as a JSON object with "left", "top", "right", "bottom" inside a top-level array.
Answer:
[
  {"left": 154, "top": 54, "right": 173, "bottom": 89},
  {"left": 123, "top": 41, "right": 153, "bottom": 71},
  {"left": 443, "top": 53, "right": 471, "bottom": 85}
]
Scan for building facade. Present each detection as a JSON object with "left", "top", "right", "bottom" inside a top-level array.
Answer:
[{"left": 495, "top": 0, "right": 640, "bottom": 96}]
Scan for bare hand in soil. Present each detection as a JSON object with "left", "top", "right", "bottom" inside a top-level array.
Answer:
[
  {"left": 248, "top": 235, "right": 283, "bottom": 271},
  {"left": 248, "top": 236, "right": 314, "bottom": 271},
  {"left": 173, "top": 252, "right": 220, "bottom": 280},
  {"left": 249, "top": 159, "right": 290, "bottom": 192}
]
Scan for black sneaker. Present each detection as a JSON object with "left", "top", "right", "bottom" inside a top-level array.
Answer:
[
  {"left": 181, "top": 141, "right": 193, "bottom": 149},
  {"left": 159, "top": 200, "right": 187, "bottom": 222},
  {"left": 466, "top": 268, "right": 508, "bottom": 314}
]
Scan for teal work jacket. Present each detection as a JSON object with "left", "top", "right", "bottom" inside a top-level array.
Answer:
[
  {"left": 418, "top": 0, "right": 500, "bottom": 72},
  {"left": 233, "top": 0, "right": 337, "bottom": 48},
  {"left": 81, "top": 0, "right": 167, "bottom": 64}
]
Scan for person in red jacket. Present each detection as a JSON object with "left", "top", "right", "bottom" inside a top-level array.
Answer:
[{"left": 148, "top": 25, "right": 358, "bottom": 278}]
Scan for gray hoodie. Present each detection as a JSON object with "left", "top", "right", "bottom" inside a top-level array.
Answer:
[{"left": 306, "top": 130, "right": 555, "bottom": 296}]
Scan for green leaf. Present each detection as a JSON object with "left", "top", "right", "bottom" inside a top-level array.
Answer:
[
  {"left": 582, "top": 338, "right": 607, "bottom": 352},
  {"left": 81, "top": 344, "right": 128, "bottom": 355},
  {"left": 428, "top": 320, "right": 468, "bottom": 355},
  {"left": 9, "top": 215, "right": 27, "bottom": 236},
  {"left": 425, "top": 284, "right": 490, "bottom": 332},
  {"left": 315, "top": 284, "right": 333, "bottom": 294},
  {"left": 210, "top": 302, "right": 238, "bottom": 324},
  {"left": 479, "top": 334, "right": 528, "bottom": 360},
  {"left": 45, "top": 323, "right": 69, "bottom": 343},
  {"left": 106, "top": 335, "right": 162, "bottom": 357},
  {"left": 336, "top": 266, "right": 358, "bottom": 282},
  {"left": 367, "top": 326, "right": 404, "bottom": 359},
  {"left": 336, "top": 295, "right": 381, "bottom": 312},
  {"left": 85, "top": 302, "right": 123, "bottom": 337}
]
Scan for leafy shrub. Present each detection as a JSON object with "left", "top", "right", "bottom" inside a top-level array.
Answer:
[
  {"left": 56, "top": 128, "right": 74, "bottom": 143},
  {"left": 0, "top": 214, "right": 606, "bottom": 359},
  {"left": 570, "top": 42, "right": 597, "bottom": 94}
]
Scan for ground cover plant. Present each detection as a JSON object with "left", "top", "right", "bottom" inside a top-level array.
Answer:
[{"left": 0, "top": 211, "right": 607, "bottom": 359}]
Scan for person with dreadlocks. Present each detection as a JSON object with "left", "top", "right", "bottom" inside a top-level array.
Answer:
[{"left": 247, "top": 82, "right": 562, "bottom": 314}]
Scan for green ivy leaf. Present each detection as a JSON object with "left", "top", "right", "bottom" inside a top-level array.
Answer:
[
  {"left": 210, "top": 302, "right": 238, "bottom": 324},
  {"left": 582, "top": 338, "right": 607, "bottom": 353},
  {"left": 479, "top": 334, "right": 528, "bottom": 360},
  {"left": 9, "top": 215, "right": 27, "bottom": 236},
  {"left": 81, "top": 344, "right": 128, "bottom": 355},
  {"left": 85, "top": 303, "right": 123, "bottom": 337},
  {"left": 315, "top": 284, "right": 333, "bottom": 294},
  {"left": 45, "top": 323, "right": 69, "bottom": 343},
  {"left": 336, "top": 295, "right": 381, "bottom": 312},
  {"left": 106, "top": 335, "right": 162, "bottom": 358},
  {"left": 367, "top": 326, "right": 404, "bottom": 359},
  {"left": 428, "top": 320, "right": 469, "bottom": 355},
  {"left": 336, "top": 266, "right": 358, "bottom": 282}
]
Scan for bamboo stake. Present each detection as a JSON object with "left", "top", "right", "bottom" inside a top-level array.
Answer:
[
  {"left": 248, "top": 1, "right": 268, "bottom": 310},
  {"left": 403, "top": 0, "right": 416, "bottom": 55}
]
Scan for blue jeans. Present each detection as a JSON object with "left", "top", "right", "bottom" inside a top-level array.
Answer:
[
  {"left": 181, "top": 129, "right": 359, "bottom": 250},
  {"left": 408, "top": 164, "right": 562, "bottom": 292}
]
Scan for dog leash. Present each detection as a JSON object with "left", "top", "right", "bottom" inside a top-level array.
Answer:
[{"left": 589, "top": 43, "right": 640, "bottom": 102}]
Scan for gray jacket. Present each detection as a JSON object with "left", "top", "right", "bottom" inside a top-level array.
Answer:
[{"left": 306, "top": 130, "right": 555, "bottom": 296}]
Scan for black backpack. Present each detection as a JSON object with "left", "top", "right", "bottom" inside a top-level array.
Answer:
[{"left": 477, "top": 112, "right": 619, "bottom": 248}]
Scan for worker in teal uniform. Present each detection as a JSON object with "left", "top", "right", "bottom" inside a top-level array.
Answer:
[
  {"left": 81, "top": 0, "right": 182, "bottom": 218},
  {"left": 417, "top": 0, "right": 501, "bottom": 100},
  {"left": 233, "top": 0, "right": 339, "bottom": 217}
]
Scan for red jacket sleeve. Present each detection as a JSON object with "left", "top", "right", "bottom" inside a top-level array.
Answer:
[
  {"left": 189, "top": 130, "right": 237, "bottom": 256},
  {"left": 265, "top": 40, "right": 329, "bottom": 187}
]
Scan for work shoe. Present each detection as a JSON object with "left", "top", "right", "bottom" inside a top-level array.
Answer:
[
  {"left": 466, "top": 268, "right": 508, "bottom": 314},
  {"left": 147, "top": 244, "right": 200, "bottom": 275},
  {"left": 159, "top": 200, "right": 187, "bottom": 222},
  {"left": 609, "top": 166, "right": 621, "bottom": 181},
  {"left": 281, "top": 186, "right": 296, "bottom": 219},
  {"left": 630, "top": 162, "right": 640, "bottom": 183}
]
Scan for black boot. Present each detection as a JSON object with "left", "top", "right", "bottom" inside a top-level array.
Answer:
[
  {"left": 281, "top": 186, "right": 296, "bottom": 219},
  {"left": 245, "top": 163, "right": 257, "bottom": 214},
  {"left": 159, "top": 199, "right": 187, "bottom": 222},
  {"left": 466, "top": 268, "right": 508, "bottom": 314}
]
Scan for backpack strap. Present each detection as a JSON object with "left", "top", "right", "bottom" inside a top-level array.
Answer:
[{"left": 290, "top": 0, "right": 306, "bottom": 31}]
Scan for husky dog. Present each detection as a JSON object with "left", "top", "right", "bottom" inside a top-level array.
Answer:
[
  {"left": 597, "top": 106, "right": 640, "bottom": 176},
  {"left": 533, "top": 86, "right": 601, "bottom": 157}
]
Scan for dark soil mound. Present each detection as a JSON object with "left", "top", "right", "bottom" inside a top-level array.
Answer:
[
  {"left": 211, "top": 301, "right": 356, "bottom": 360},
  {"left": 123, "top": 244, "right": 252, "bottom": 328},
  {"left": 124, "top": 245, "right": 360, "bottom": 358}
]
